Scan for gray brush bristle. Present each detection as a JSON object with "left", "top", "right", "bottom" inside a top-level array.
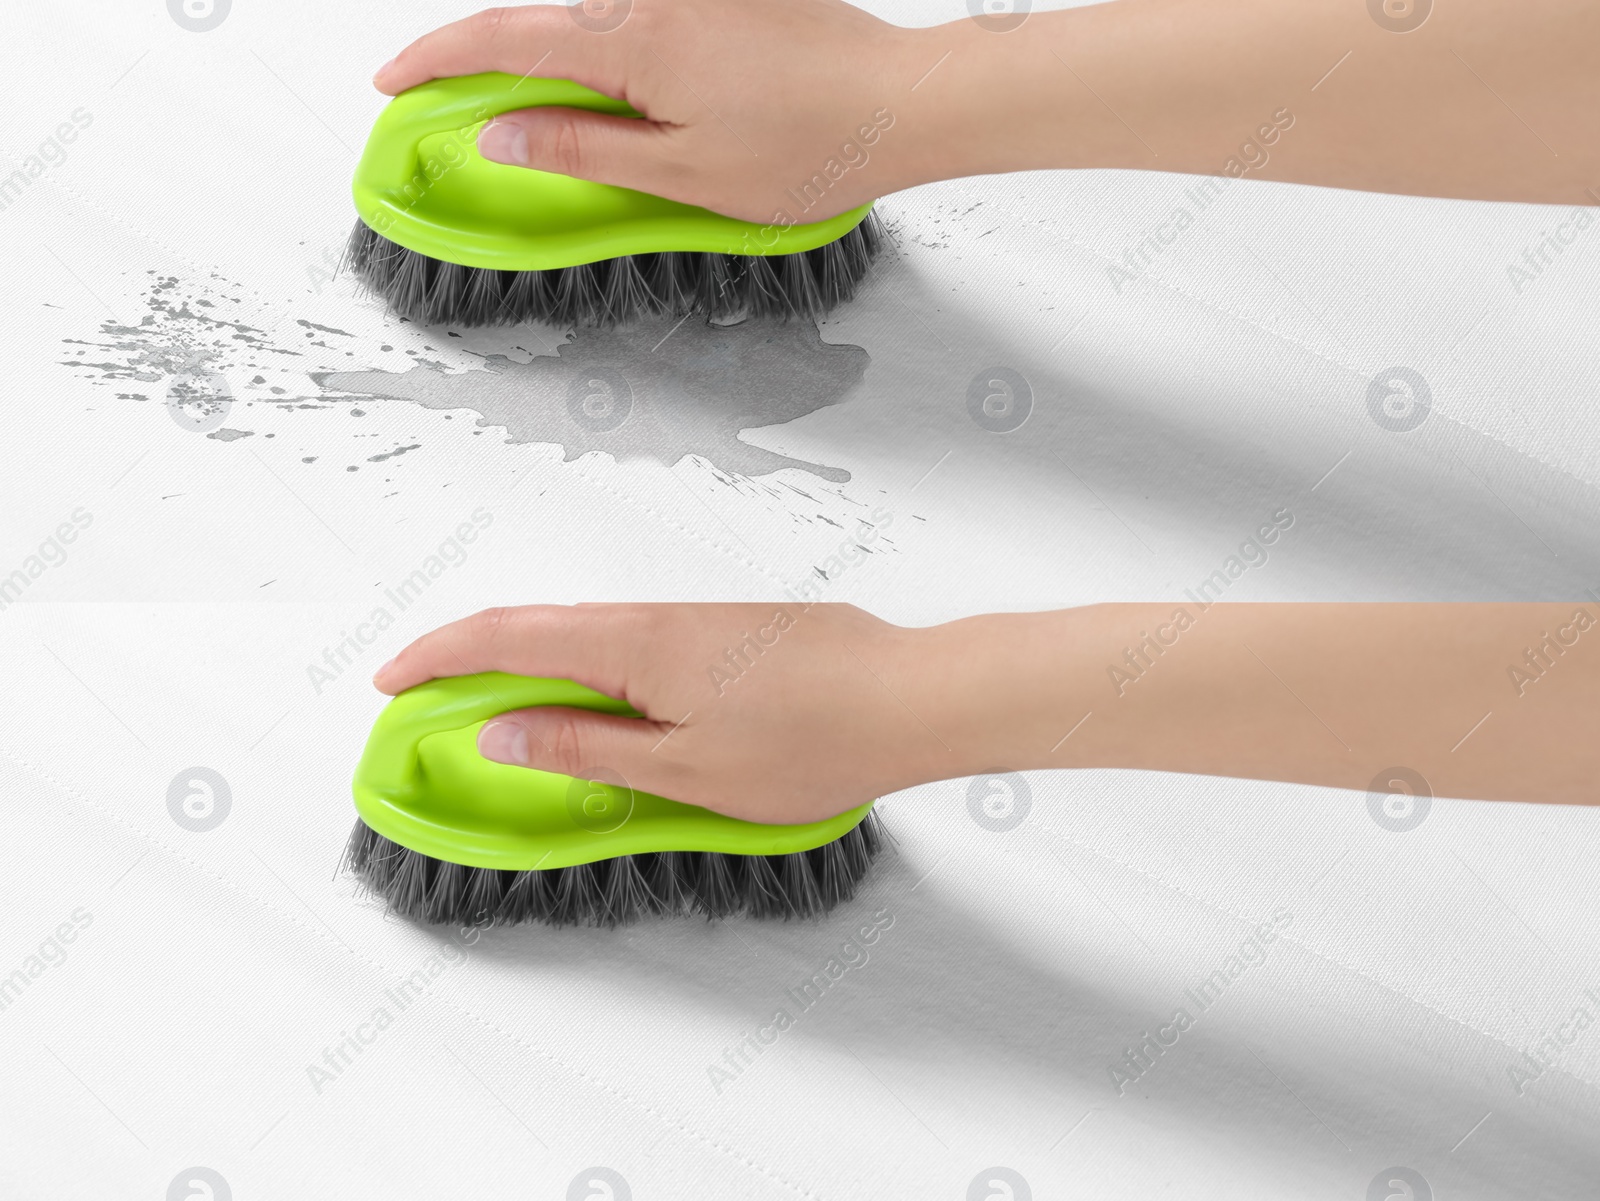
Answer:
[
  {"left": 343, "top": 810, "right": 885, "bottom": 928},
  {"left": 345, "top": 211, "right": 885, "bottom": 328}
]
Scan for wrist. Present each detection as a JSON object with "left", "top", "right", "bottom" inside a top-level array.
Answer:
[
  {"left": 882, "top": 11, "right": 1143, "bottom": 193},
  {"left": 885, "top": 606, "right": 1111, "bottom": 787},
  {"left": 884, "top": 22, "right": 1022, "bottom": 188}
]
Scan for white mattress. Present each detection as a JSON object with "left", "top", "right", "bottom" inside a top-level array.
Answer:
[{"left": 4, "top": 2, "right": 1599, "bottom": 1198}]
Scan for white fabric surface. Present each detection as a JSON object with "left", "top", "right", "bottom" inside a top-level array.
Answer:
[{"left": 4, "top": 2, "right": 1600, "bottom": 1198}]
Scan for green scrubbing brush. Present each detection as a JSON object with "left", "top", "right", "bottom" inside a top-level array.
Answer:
[
  {"left": 345, "top": 672, "right": 884, "bottom": 927},
  {"left": 347, "top": 72, "right": 885, "bottom": 328}
]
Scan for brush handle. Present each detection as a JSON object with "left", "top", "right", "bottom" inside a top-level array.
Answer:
[
  {"left": 354, "top": 672, "right": 637, "bottom": 804},
  {"left": 351, "top": 671, "right": 877, "bottom": 870},
  {"left": 357, "top": 72, "right": 636, "bottom": 227},
  {"left": 351, "top": 71, "right": 874, "bottom": 270}
]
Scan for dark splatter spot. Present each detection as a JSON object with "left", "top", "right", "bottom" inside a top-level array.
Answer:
[
  {"left": 368, "top": 443, "right": 422, "bottom": 463},
  {"left": 296, "top": 318, "right": 353, "bottom": 337}
]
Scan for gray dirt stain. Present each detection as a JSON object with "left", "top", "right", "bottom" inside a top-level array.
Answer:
[
  {"left": 368, "top": 443, "right": 422, "bottom": 462},
  {"left": 314, "top": 318, "right": 869, "bottom": 482},
  {"left": 60, "top": 271, "right": 300, "bottom": 387},
  {"left": 297, "top": 318, "right": 354, "bottom": 337},
  {"left": 62, "top": 272, "right": 873, "bottom": 485}
]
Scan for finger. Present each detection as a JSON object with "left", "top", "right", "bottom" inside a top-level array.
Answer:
[
  {"left": 374, "top": 6, "right": 628, "bottom": 97},
  {"left": 476, "top": 705, "right": 682, "bottom": 799},
  {"left": 477, "top": 107, "right": 681, "bottom": 194},
  {"left": 372, "top": 604, "right": 649, "bottom": 700}
]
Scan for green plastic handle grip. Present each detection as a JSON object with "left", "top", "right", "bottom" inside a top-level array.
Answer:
[
  {"left": 355, "top": 74, "right": 637, "bottom": 207},
  {"left": 351, "top": 672, "right": 876, "bottom": 871},
  {"left": 351, "top": 672, "right": 636, "bottom": 805},
  {"left": 351, "top": 72, "right": 876, "bottom": 270}
]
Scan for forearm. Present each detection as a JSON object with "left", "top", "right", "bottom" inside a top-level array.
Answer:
[
  {"left": 904, "top": 604, "right": 1600, "bottom": 804},
  {"left": 896, "top": 0, "right": 1600, "bottom": 205}
]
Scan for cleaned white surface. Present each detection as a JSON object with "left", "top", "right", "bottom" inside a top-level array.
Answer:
[{"left": 3, "top": 2, "right": 1599, "bottom": 1198}]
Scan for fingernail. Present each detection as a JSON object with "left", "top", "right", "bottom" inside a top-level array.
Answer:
[
  {"left": 373, "top": 57, "right": 397, "bottom": 82},
  {"left": 478, "top": 719, "right": 531, "bottom": 766},
  {"left": 478, "top": 120, "right": 530, "bottom": 167},
  {"left": 372, "top": 657, "right": 395, "bottom": 682}
]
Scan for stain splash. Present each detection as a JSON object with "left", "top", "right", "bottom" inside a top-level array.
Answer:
[
  {"left": 316, "top": 318, "right": 868, "bottom": 481},
  {"left": 61, "top": 271, "right": 872, "bottom": 483},
  {"left": 60, "top": 270, "right": 301, "bottom": 385}
]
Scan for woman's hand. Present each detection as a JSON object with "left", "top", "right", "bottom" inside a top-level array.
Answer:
[
  {"left": 372, "top": 603, "right": 953, "bottom": 824},
  {"left": 373, "top": 1, "right": 935, "bottom": 224},
  {"left": 375, "top": 0, "right": 1600, "bottom": 214},
  {"left": 376, "top": 602, "right": 1600, "bottom": 817}
]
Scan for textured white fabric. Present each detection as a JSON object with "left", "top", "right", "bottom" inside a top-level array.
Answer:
[{"left": 3, "top": 2, "right": 1599, "bottom": 1198}]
